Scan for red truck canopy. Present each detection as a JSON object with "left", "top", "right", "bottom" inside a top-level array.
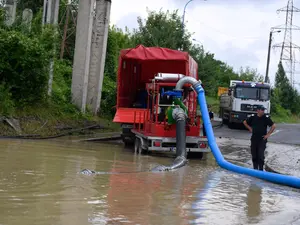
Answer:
[
  {"left": 120, "top": 44, "right": 189, "bottom": 61},
  {"left": 113, "top": 45, "right": 198, "bottom": 124}
]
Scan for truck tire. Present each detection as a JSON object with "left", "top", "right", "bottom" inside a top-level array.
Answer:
[
  {"left": 122, "top": 127, "right": 134, "bottom": 146},
  {"left": 123, "top": 138, "right": 134, "bottom": 146},
  {"left": 220, "top": 108, "right": 228, "bottom": 124},
  {"left": 222, "top": 118, "right": 229, "bottom": 125}
]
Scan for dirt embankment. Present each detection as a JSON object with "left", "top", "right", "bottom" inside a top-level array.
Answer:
[{"left": 0, "top": 116, "right": 119, "bottom": 139}]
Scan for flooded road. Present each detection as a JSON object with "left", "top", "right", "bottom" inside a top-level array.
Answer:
[{"left": 0, "top": 138, "right": 300, "bottom": 225}]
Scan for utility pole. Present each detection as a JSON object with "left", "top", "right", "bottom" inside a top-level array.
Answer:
[
  {"left": 181, "top": 0, "right": 206, "bottom": 50},
  {"left": 181, "top": 0, "right": 193, "bottom": 51},
  {"left": 71, "top": 0, "right": 112, "bottom": 114},
  {"left": 265, "top": 30, "right": 281, "bottom": 83},
  {"left": 181, "top": 0, "right": 194, "bottom": 51},
  {"left": 42, "top": 0, "right": 60, "bottom": 96},
  {"left": 272, "top": 0, "right": 300, "bottom": 87},
  {"left": 182, "top": 0, "right": 193, "bottom": 31},
  {"left": 87, "top": 0, "right": 111, "bottom": 115}
]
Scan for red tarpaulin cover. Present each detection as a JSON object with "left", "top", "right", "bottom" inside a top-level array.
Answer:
[{"left": 120, "top": 44, "right": 189, "bottom": 61}]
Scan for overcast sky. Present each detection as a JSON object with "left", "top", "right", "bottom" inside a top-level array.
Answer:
[{"left": 110, "top": 0, "right": 300, "bottom": 88}]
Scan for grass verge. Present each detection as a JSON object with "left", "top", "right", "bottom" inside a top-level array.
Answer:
[
  {"left": 0, "top": 102, "right": 120, "bottom": 137},
  {"left": 206, "top": 96, "right": 220, "bottom": 114},
  {"left": 271, "top": 114, "right": 300, "bottom": 124}
]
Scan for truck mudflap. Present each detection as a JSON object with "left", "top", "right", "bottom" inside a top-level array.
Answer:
[{"left": 132, "top": 130, "right": 210, "bottom": 153}]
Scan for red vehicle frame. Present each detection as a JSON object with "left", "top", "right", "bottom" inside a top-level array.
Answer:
[{"left": 112, "top": 45, "right": 210, "bottom": 155}]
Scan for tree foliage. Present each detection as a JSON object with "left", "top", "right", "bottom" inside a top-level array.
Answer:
[
  {"left": 1, "top": 4, "right": 298, "bottom": 120},
  {"left": 0, "top": 28, "right": 51, "bottom": 104},
  {"left": 17, "top": 0, "right": 44, "bottom": 14},
  {"left": 128, "top": 10, "right": 262, "bottom": 97},
  {"left": 272, "top": 61, "right": 300, "bottom": 115},
  {"left": 132, "top": 9, "right": 192, "bottom": 51}
]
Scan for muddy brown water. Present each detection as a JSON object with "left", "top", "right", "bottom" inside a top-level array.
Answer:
[{"left": 0, "top": 138, "right": 300, "bottom": 225}]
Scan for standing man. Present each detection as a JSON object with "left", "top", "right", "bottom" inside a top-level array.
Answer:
[{"left": 243, "top": 106, "right": 276, "bottom": 171}]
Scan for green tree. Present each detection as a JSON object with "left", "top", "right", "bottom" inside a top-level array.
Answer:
[
  {"left": 129, "top": 9, "right": 258, "bottom": 97},
  {"left": 273, "top": 61, "right": 300, "bottom": 115},
  {"left": 238, "top": 66, "right": 263, "bottom": 82},
  {"left": 17, "top": 0, "right": 43, "bottom": 14},
  {"left": 0, "top": 28, "right": 50, "bottom": 104},
  {"left": 132, "top": 9, "right": 192, "bottom": 51},
  {"left": 100, "top": 26, "right": 135, "bottom": 115},
  {"left": 275, "top": 61, "right": 289, "bottom": 88}
]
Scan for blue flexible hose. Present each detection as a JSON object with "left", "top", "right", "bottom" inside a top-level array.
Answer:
[{"left": 194, "top": 84, "right": 300, "bottom": 189}]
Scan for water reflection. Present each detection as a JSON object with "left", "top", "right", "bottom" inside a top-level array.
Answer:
[
  {"left": 0, "top": 139, "right": 300, "bottom": 225},
  {"left": 246, "top": 184, "right": 262, "bottom": 221}
]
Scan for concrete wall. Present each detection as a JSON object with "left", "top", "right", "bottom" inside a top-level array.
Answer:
[
  {"left": 71, "top": 0, "right": 111, "bottom": 114},
  {"left": 71, "top": 0, "right": 95, "bottom": 112},
  {"left": 88, "top": 0, "right": 111, "bottom": 115}
]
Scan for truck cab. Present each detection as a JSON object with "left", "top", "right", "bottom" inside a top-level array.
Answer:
[{"left": 219, "top": 80, "right": 271, "bottom": 127}]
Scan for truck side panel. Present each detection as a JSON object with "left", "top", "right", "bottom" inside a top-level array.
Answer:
[{"left": 114, "top": 46, "right": 192, "bottom": 124}]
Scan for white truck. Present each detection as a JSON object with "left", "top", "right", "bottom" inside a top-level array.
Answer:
[{"left": 219, "top": 80, "right": 271, "bottom": 128}]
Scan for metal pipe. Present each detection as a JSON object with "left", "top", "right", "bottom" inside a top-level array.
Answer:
[
  {"left": 265, "top": 29, "right": 281, "bottom": 83},
  {"left": 175, "top": 76, "right": 202, "bottom": 91},
  {"left": 173, "top": 107, "right": 187, "bottom": 158},
  {"left": 154, "top": 73, "right": 185, "bottom": 82}
]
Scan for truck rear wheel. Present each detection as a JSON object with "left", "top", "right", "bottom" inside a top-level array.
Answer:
[
  {"left": 222, "top": 118, "right": 229, "bottom": 125},
  {"left": 121, "top": 126, "right": 135, "bottom": 146},
  {"left": 228, "top": 122, "right": 234, "bottom": 129}
]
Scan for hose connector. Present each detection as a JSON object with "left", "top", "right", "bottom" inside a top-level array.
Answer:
[{"left": 172, "top": 107, "right": 187, "bottom": 121}]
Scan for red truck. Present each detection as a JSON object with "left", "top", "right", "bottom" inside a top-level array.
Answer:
[{"left": 113, "top": 45, "right": 210, "bottom": 156}]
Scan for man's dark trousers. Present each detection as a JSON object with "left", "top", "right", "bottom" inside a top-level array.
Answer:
[{"left": 251, "top": 138, "right": 267, "bottom": 170}]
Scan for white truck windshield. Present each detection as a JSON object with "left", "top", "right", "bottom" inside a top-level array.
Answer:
[{"left": 235, "top": 87, "right": 269, "bottom": 100}]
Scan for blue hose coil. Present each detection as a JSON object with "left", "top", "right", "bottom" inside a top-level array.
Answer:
[{"left": 194, "top": 84, "right": 300, "bottom": 189}]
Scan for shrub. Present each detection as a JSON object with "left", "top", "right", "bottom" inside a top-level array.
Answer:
[
  {"left": 0, "top": 28, "right": 50, "bottom": 105},
  {"left": 0, "top": 83, "right": 15, "bottom": 116}
]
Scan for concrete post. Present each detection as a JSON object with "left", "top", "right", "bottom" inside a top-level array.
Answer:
[
  {"left": 4, "top": 0, "right": 17, "bottom": 26},
  {"left": 42, "top": 0, "right": 47, "bottom": 25},
  {"left": 71, "top": 0, "right": 95, "bottom": 112},
  {"left": 22, "top": 8, "right": 33, "bottom": 30},
  {"left": 87, "top": 0, "right": 111, "bottom": 115},
  {"left": 46, "top": 0, "right": 52, "bottom": 23}
]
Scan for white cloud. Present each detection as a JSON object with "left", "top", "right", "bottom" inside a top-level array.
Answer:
[{"left": 110, "top": 0, "right": 300, "bottom": 89}]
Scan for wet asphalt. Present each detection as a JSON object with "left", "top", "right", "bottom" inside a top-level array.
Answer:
[{"left": 213, "top": 122, "right": 300, "bottom": 145}]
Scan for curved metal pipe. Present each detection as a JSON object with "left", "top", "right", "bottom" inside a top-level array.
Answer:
[
  {"left": 174, "top": 76, "right": 202, "bottom": 91},
  {"left": 180, "top": 76, "right": 300, "bottom": 188}
]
